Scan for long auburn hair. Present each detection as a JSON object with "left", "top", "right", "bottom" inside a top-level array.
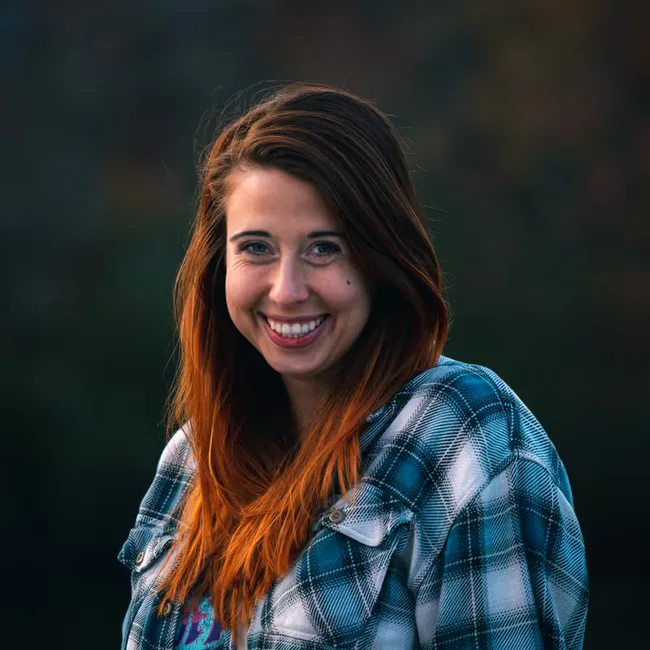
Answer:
[{"left": 158, "top": 82, "right": 449, "bottom": 638}]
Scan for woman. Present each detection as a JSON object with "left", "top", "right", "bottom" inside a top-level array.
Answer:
[{"left": 119, "top": 83, "right": 588, "bottom": 650}]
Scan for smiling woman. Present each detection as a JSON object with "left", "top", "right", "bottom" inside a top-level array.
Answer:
[{"left": 118, "top": 83, "right": 588, "bottom": 650}]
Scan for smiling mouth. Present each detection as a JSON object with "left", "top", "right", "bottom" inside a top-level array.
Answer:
[{"left": 260, "top": 313, "right": 329, "bottom": 340}]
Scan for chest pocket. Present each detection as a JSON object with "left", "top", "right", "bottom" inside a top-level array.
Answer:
[
  {"left": 117, "top": 524, "right": 178, "bottom": 650},
  {"left": 264, "top": 481, "right": 414, "bottom": 649},
  {"left": 120, "top": 525, "right": 179, "bottom": 615}
]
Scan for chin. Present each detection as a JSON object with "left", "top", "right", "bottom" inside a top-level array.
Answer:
[
  {"left": 268, "top": 361, "right": 322, "bottom": 377},
  {"left": 263, "top": 354, "right": 325, "bottom": 376}
]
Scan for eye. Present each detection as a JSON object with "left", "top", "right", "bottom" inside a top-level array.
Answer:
[
  {"left": 311, "top": 241, "right": 341, "bottom": 257},
  {"left": 239, "top": 241, "right": 271, "bottom": 256}
]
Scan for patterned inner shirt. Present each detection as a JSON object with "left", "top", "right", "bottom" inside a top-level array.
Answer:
[{"left": 174, "top": 596, "right": 222, "bottom": 649}]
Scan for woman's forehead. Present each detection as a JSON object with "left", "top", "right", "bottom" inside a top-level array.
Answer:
[{"left": 225, "top": 167, "right": 342, "bottom": 236}]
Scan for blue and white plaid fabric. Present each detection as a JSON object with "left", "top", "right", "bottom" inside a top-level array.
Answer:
[{"left": 118, "top": 355, "right": 588, "bottom": 649}]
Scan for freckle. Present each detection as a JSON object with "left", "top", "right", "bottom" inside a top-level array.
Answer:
[{"left": 346, "top": 280, "right": 351, "bottom": 285}]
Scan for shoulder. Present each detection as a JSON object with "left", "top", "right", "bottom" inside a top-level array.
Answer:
[
  {"left": 363, "top": 355, "right": 569, "bottom": 515},
  {"left": 133, "top": 423, "right": 196, "bottom": 530}
]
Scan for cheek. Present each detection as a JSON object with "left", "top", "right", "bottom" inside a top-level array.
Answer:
[
  {"left": 225, "top": 267, "right": 257, "bottom": 316},
  {"left": 326, "top": 272, "right": 372, "bottom": 315}
]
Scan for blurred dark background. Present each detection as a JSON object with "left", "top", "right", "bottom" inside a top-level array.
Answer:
[{"left": 4, "top": 1, "right": 648, "bottom": 648}]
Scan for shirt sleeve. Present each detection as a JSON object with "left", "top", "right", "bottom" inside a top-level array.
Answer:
[{"left": 414, "top": 456, "right": 589, "bottom": 650}]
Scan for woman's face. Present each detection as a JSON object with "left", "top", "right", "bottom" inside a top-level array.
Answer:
[{"left": 224, "top": 166, "right": 372, "bottom": 384}]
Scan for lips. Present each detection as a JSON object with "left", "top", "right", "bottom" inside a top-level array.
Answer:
[{"left": 260, "top": 313, "right": 329, "bottom": 349}]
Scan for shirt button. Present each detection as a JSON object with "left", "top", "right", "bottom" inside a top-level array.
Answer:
[
  {"left": 160, "top": 602, "right": 173, "bottom": 618},
  {"left": 328, "top": 508, "right": 346, "bottom": 524},
  {"left": 135, "top": 552, "right": 145, "bottom": 566}
]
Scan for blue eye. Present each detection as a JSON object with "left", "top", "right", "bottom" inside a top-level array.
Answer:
[
  {"left": 312, "top": 242, "right": 341, "bottom": 256},
  {"left": 240, "top": 242, "right": 270, "bottom": 256}
]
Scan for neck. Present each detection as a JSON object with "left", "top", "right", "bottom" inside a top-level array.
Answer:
[{"left": 282, "top": 374, "right": 329, "bottom": 442}]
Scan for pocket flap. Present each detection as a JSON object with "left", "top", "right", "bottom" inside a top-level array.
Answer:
[
  {"left": 117, "top": 525, "right": 176, "bottom": 573},
  {"left": 317, "top": 480, "right": 413, "bottom": 547}
]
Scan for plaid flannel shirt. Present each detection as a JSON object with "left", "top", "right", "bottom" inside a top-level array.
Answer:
[{"left": 118, "top": 355, "right": 588, "bottom": 649}]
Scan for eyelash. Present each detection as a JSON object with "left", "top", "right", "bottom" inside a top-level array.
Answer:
[{"left": 239, "top": 241, "right": 341, "bottom": 258}]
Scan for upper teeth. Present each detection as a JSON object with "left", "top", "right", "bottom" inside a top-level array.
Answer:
[{"left": 267, "top": 315, "right": 326, "bottom": 338}]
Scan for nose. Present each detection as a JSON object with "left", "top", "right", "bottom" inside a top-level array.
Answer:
[{"left": 268, "top": 256, "right": 310, "bottom": 305}]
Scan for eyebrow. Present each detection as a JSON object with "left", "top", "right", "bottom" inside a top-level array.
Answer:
[{"left": 229, "top": 229, "right": 344, "bottom": 242}]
